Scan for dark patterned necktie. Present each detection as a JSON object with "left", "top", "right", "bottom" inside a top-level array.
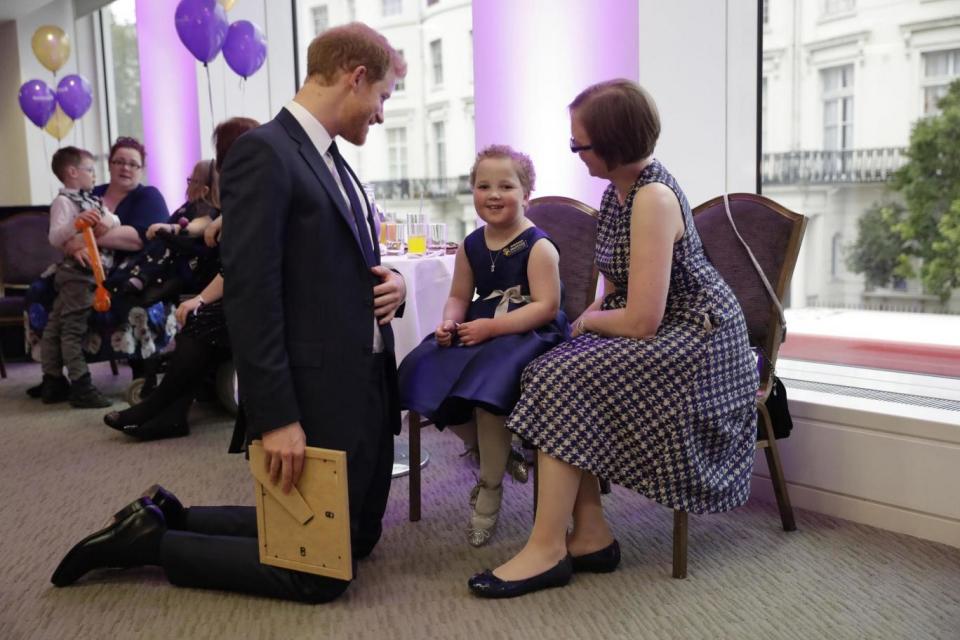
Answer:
[{"left": 329, "top": 141, "right": 376, "bottom": 267}]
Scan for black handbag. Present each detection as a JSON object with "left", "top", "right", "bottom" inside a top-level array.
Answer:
[{"left": 760, "top": 375, "right": 793, "bottom": 440}]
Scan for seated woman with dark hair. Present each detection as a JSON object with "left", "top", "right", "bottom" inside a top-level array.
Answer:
[
  {"left": 90, "top": 136, "right": 170, "bottom": 249},
  {"left": 104, "top": 158, "right": 221, "bottom": 304},
  {"left": 103, "top": 117, "right": 260, "bottom": 441}
]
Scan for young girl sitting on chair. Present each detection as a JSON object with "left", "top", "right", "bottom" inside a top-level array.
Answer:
[{"left": 398, "top": 145, "right": 569, "bottom": 547}]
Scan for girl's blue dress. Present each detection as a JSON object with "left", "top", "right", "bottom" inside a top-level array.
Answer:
[{"left": 398, "top": 226, "right": 569, "bottom": 427}]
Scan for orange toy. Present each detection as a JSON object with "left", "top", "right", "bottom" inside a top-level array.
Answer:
[{"left": 74, "top": 218, "right": 111, "bottom": 312}]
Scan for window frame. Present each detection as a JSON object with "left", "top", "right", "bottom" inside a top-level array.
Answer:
[
  {"left": 430, "top": 38, "right": 444, "bottom": 87},
  {"left": 920, "top": 48, "right": 960, "bottom": 116}
]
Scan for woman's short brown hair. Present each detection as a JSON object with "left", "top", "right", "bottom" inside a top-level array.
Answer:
[
  {"left": 306, "top": 22, "right": 407, "bottom": 85},
  {"left": 469, "top": 144, "right": 537, "bottom": 198},
  {"left": 213, "top": 117, "right": 260, "bottom": 170},
  {"left": 569, "top": 79, "right": 660, "bottom": 170},
  {"left": 109, "top": 136, "right": 146, "bottom": 166}
]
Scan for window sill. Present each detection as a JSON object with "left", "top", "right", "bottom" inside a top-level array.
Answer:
[{"left": 778, "top": 359, "right": 960, "bottom": 441}]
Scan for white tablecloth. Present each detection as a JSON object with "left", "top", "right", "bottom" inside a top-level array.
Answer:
[{"left": 382, "top": 253, "right": 456, "bottom": 361}]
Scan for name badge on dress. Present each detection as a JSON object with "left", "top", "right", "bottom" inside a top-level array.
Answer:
[{"left": 502, "top": 238, "right": 528, "bottom": 257}]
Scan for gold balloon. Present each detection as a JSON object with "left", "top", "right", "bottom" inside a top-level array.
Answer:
[
  {"left": 45, "top": 105, "right": 74, "bottom": 141},
  {"left": 218, "top": 0, "right": 236, "bottom": 10},
  {"left": 32, "top": 25, "right": 71, "bottom": 74}
]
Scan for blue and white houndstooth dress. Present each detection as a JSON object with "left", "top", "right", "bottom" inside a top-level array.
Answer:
[{"left": 506, "top": 160, "right": 759, "bottom": 514}]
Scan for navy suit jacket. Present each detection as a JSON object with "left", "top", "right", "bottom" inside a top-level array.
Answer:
[{"left": 220, "top": 108, "right": 402, "bottom": 451}]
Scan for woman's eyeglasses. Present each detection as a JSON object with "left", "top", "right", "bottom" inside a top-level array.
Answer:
[
  {"left": 110, "top": 159, "right": 142, "bottom": 170},
  {"left": 569, "top": 138, "right": 593, "bottom": 153}
]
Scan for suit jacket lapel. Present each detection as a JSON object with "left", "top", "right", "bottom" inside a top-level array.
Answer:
[{"left": 276, "top": 109, "right": 365, "bottom": 254}]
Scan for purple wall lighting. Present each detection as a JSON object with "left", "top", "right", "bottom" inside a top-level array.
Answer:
[
  {"left": 135, "top": 0, "right": 201, "bottom": 212},
  {"left": 473, "top": 0, "right": 639, "bottom": 207}
]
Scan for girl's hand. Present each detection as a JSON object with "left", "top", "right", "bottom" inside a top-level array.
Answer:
[
  {"left": 457, "top": 319, "right": 495, "bottom": 346},
  {"left": 435, "top": 319, "right": 456, "bottom": 347},
  {"left": 571, "top": 311, "right": 591, "bottom": 337},
  {"left": 146, "top": 222, "right": 175, "bottom": 240},
  {"left": 204, "top": 216, "right": 223, "bottom": 248},
  {"left": 175, "top": 296, "right": 204, "bottom": 327}
]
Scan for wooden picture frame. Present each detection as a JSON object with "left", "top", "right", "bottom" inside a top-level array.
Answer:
[{"left": 249, "top": 442, "right": 352, "bottom": 581}]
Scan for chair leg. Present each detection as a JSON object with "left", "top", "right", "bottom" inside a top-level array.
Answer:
[
  {"left": 758, "top": 403, "right": 797, "bottom": 532},
  {"left": 408, "top": 411, "right": 422, "bottom": 522},
  {"left": 672, "top": 509, "right": 688, "bottom": 579},
  {"left": 531, "top": 451, "right": 539, "bottom": 523},
  {"left": 109, "top": 357, "right": 119, "bottom": 376},
  {"left": 0, "top": 347, "right": 6, "bottom": 378}
]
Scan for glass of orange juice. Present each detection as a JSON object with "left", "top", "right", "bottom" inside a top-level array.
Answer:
[{"left": 407, "top": 213, "right": 427, "bottom": 255}]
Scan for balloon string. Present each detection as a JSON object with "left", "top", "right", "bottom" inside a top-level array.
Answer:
[
  {"left": 41, "top": 132, "right": 55, "bottom": 201},
  {"left": 205, "top": 63, "right": 215, "bottom": 129},
  {"left": 240, "top": 77, "right": 245, "bottom": 115}
]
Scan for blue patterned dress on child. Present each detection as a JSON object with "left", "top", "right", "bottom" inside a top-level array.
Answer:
[
  {"left": 398, "top": 226, "right": 569, "bottom": 428},
  {"left": 506, "top": 160, "right": 759, "bottom": 514}
]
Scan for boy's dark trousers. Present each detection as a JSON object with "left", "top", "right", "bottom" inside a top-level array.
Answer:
[{"left": 40, "top": 260, "right": 94, "bottom": 381}]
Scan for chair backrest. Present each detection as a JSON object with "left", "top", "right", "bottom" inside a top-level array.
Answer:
[
  {"left": 692, "top": 194, "right": 807, "bottom": 391},
  {"left": 0, "top": 208, "right": 61, "bottom": 292},
  {"left": 526, "top": 196, "right": 599, "bottom": 321}
]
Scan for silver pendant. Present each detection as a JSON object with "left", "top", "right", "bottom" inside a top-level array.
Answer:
[{"left": 490, "top": 264, "right": 495, "bottom": 272}]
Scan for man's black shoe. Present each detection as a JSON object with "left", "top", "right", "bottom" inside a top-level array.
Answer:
[
  {"left": 50, "top": 500, "right": 165, "bottom": 587},
  {"left": 40, "top": 374, "right": 70, "bottom": 404},
  {"left": 113, "top": 486, "right": 186, "bottom": 530}
]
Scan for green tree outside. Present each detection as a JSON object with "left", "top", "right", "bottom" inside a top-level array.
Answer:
[{"left": 848, "top": 78, "right": 960, "bottom": 301}]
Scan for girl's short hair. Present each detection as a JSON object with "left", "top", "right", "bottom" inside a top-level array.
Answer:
[
  {"left": 469, "top": 144, "right": 536, "bottom": 197},
  {"left": 569, "top": 79, "right": 660, "bottom": 170},
  {"left": 109, "top": 136, "right": 146, "bottom": 165},
  {"left": 192, "top": 159, "right": 220, "bottom": 208}
]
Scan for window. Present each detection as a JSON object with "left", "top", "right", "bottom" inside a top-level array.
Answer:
[
  {"left": 762, "top": 0, "right": 959, "bottom": 378},
  {"left": 433, "top": 121, "right": 446, "bottom": 178},
  {"left": 383, "top": 0, "right": 402, "bottom": 16},
  {"left": 347, "top": 0, "right": 356, "bottom": 21},
  {"left": 430, "top": 39, "right": 443, "bottom": 86},
  {"left": 311, "top": 5, "right": 328, "bottom": 36},
  {"left": 822, "top": 0, "right": 854, "bottom": 16},
  {"left": 387, "top": 128, "right": 408, "bottom": 179},
  {"left": 922, "top": 49, "right": 960, "bottom": 116},
  {"left": 428, "top": 0, "right": 439, "bottom": 5},
  {"left": 102, "top": 0, "right": 143, "bottom": 146},
  {"left": 395, "top": 50, "right": 406, "bottom": 92},
  {"left": 831, "top": 233, "right": 843, "bottom": 278},
  {"left": 822, "top": 64, "right": 854, "bottom": 173}
]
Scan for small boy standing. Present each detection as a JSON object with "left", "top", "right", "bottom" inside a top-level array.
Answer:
[{"left": 40, "top": 147, "right": 125, "bottom": 408}]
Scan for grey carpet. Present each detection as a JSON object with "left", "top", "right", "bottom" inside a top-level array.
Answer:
[{"left": 0, "top": 361, "right": 958, "bottom": 640}]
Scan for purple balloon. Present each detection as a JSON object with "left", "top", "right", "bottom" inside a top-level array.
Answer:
[
  {"left": 18, "top": 79, "right": 56, "bottom": 128},
  {"left": 174, "top": 0, "right": 228, "bottom": 64},
  {"left": 223, "top": 20, "right": 267, "bottom": 80},
  {"left": 56, "top": 74, "right": 93, "bottom": 120}
]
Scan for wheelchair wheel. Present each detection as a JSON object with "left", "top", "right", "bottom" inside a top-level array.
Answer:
[
  {"left": 215, "top": 362, "right": 239, "bottom": 416},
  {"left": 126, "top": 378, "right": 146, "bottom": 406}
]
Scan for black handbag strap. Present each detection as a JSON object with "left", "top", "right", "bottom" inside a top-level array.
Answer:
[{"left": 722, "top": 194, "right": 787, "bottom": 342}]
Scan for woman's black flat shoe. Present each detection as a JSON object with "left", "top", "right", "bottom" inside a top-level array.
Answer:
[
  {"left": 468, "top": 555, "right": 572, "bottom": 599},
  {"left": 571, "top": 539, "right": 620, "bottom": 573},
  {"left": 103, "top": 411, "right": 125, "bottom": 431}
]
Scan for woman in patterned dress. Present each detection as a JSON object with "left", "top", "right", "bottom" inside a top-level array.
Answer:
[{"left": 468, "top": 80, "right": 759, "bottom": 599}]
